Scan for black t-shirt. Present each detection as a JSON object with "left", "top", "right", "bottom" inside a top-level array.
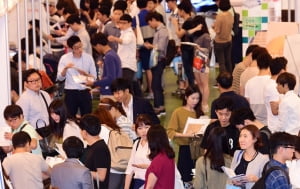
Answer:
[
  {"left": 82, "top": 139, "right": 111, "bottom": 189},
  {"left": 180, "top": 18, "right": 194, "bottom": 51},
  {"left": 201, "top": 120, "right": 240, "bottom": 156}
]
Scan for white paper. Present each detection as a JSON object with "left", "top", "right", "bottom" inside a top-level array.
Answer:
[
  {"left": 180, "top": 42, "right": 199, "bottom": 47},
  {"left": 45, "top": 156, "right": 65, "bottom": 168},
  {"left": 72, "top": 74, "right": 94, "bottom": 84},
  {"left": 222, "top": 166, "right": 248, "bottom": 183},
  {"left": 0, "top": 127, "right": 12, "bottom": 146},
  {"left": 183, "top": 117, "right": 211, "bottom": 135}
]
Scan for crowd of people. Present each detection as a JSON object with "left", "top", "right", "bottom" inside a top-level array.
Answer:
[{"left": 3, "top": 0, "right": 300, "bottom": 188}]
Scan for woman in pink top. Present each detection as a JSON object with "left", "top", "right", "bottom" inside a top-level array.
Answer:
[{"left": 145, "top": 125, "right": 175, "bottom": 189}]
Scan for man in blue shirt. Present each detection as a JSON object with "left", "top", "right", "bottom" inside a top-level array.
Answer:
[{"left": 265, "top": 132, "right": 294, "bottom": 189}]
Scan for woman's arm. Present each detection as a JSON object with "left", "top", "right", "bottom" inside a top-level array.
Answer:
[
  {"left": 145, "top": 173, "right": 157, "bottom": 189},
  {"left": 124, "top": 173, "right": 134, "bottom": 189}
]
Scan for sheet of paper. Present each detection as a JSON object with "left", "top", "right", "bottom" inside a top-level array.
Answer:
[
  {"left": 55, "top": 143, "right": 67, "bottom": 159},
  {"left": 0, "top": 127, "right": 12, "bottom": 146},
  {"left": 45, "top": 156, "right": 65, "bottom": 168},
  {"left": 183, "top": 117, "right": 211, "bottom": 135},
  {"left": 222, "top": 166, "right": 248, "bottom": 183}
]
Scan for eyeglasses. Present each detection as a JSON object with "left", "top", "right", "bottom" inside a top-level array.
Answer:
[
  {"left": 282, "top": 145, "right": 295, "bottom": 149},
  {"left": 27, "top": 78, "right": 41, "bottom": 84}
]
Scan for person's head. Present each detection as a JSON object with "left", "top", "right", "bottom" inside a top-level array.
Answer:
[
  {"left": 111, "top": 8, "right": 124, "bottom": 23},
  {"left": 91, "top": 32, "right": 108, "bottom": 54},
  {"left": 276, "top": 72, "right": 296, "bottom": 94},
  {"left": 13, "top": 52, "right": 27, "bottom": 71},
  {"left": 145, "top": 12, "right": 164, "bottom": 28},
  {"left": 251, "top": 47, "right": 268, "bottom": 61},
  {"left": 192, "top": 15, "right": 209, "bottom": 37},
  {"left": 119, "top": 14, "right": 133, "bottom": 30},
  {"left": 4, "top": 105, "right": 24, "bottom": 130},
  {"left": 137, "top": 0, "right": 147, "bottom": 9},
  {"left": 230, "top": 108, "right": 256, "bottom": 130},
  {"left": 216, "top": 71, "right": 233, "bottom": 89},
  {"left": 110, "top": 78, "right": 132, "bottom": 103},
  {"left": 218, "top": 0, "right": 231, "bottom": 11},
  {"left": 146, "top": 0, "right": 156, "bottom": 12},
  {"left": 97, "top": 6, "right": 111, "bottom": 22},
  {"left": 214, "top": 96, "right": 233, "bottom": 127},
  {"left": 239, "top": 125, "right": 262, "bottom": 151},
  {"left": 114, "top": 0, "right": 128, "bottom": 12},
  {"left": 49, "top": 99, "right": 69, "bottom": 137},
  {"left": 12, "top": 131, "right": 31, "bottom": 150},
  {"left": 177, "top": 0, "right": 193, "bottom": 16},
  {"left": 256, "top": 52, "right": 272, "bottom": 70},
  {"left": 182, "top": 85, "right": 203, "bottom": 118},
  {"left": 99, "top": 98, "right": 127, "bottom": 119},
  {"left": 67, "top": 35, "right": 83, "bottom": 57},
  {"left": 44, "top": 0, "right": 57, "bottom": 15},
  {"left": 135, "top": 114, "right": 152, "bottom": 140},
  {"left": 269, "top": 57, "right": 287, "bottom": 76},
  {"left": 66, "top": 14, "right": 82, "bottom": 32},
  {"left": 204, "top": 127, "right": 227, "bottom": 172},
  {"left": 93, "top": 107, "right": 121, "bottom": 131},
  {"left": 269, "top": 132, "right": 295, "bottom": 162},
  {"left": 244, "top": 44, "right": 259, "bottom": 66},
  {"left": 79, "top": 114, "right": 101, "bottom": 137},
  {"left": 294, "top": 136, "right": 300, "bottom": 159},
  {"left": 63, "top": 136, "right": 84, "bottom": 158},
  {"left": 147, "top": 125, "right": 175, "bottom": 160},
  {"left": 166, "top": 0, "right": 177, "bottom": 11},
  {"left": 23, "top": 69, "right": 42, "bottom": 92}
]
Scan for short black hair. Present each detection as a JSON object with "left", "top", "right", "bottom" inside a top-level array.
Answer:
[
  {"left": 214, "top": 96, "right": 234, "bottom": 111},
  {"left": 269, "top": 57, "right": 287, "bottom": 76},
  {"left": 113, "top": 0, "right": 127, "bottom": 12},
  {"left": 218, "top": 0, "right": 231, "bottom": 11},
  {"left": 230, "top": 107, "right": 256, "bottom": 126},
  {"left": 276, "top": 72, "right": 296, "bottom": 90},
  {"left": 145, "top": 12, "right": 164, "bottom": 23},
  {"left": 63, "top": 136, "right": 84, "bottom": 158},
  {"left": 137, "top": 0, "right": 147, "bottom": 9},
  {"left": 23, "top": 68, "right": 41, "bottom": 83},
  {"left": 120, "top": 14, "right": 133, "bottom": 23},
  {"left": 295, "top": 136, "right": 300, "bottom": 153},
  {"left": 98, "top": 5, "right": 111, "bottom": 17},
  {"left": 166, "top": 0, "right": 176, "bottom": 2},
  {"left": 90, "top": 32, "right": 108, "bottom": 46},
  {"left": 216, "top": 71, "right": 233, "bottom": 89},
  {"left": 256, "top": 52, "right": 272, "bottom": 70},
  {"left": 66, "top": 14, "right": 81, "bottom": 24},
  {"left": 110, "top": 78, "right": 132, "bottom": 93},
  {"left": 12, "top": 131, "right": 31, "bottom": 149},
  {"left": 269, "top": 132, "right": 295, "bottom": 155},
  {"left": 4, "top": 104, "right": 23, "bottom": 120},
  {"left": 245, "top": 44, "right": 259, "bottom": 56},
  {"left": 67, "top": 35, "right": 81, "bottom": 48},
  {"left": 177, "top": 0, "right": 193, "bottom": 14},
  {"left": 79, "top": 114, "right": 101, "bottom": 136},
  {"left": 251, "top": 47, "right": 268, "bottom": 61}
]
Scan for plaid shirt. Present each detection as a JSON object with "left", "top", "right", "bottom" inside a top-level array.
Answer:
[{"left": 265, "top": 159, "right": 291, "bottom": 189}]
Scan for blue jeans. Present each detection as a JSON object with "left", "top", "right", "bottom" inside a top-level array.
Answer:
[{"left": 151, "top": 60, "right": 166, "bottom": 108}]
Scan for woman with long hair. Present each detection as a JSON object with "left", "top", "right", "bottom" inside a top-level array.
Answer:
[
  {"left": 192, "top": 15, "right": 211, "bottom": 113},
  {"left": 124, "top": 114, "right": 152, "bottom": 189},
  {"left": 194, "top": 127, "right": 232, "bottom": 188},
  {"left": 230, "top": 125, "right": 269, "bottom": 189},
  {"left": 167, "top": 85, "right": 204, "bottom": 187},
  {"left": 145, "top": 125, "right": 175, "bottom": 189},
  {"left": 99, "top": 98, "right": 137, "bottom": 140},
  {"left": 49, "top": 99, "right": 82, "bottom": 143}
]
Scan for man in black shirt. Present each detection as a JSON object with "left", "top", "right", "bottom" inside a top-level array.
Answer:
[
  {"left": 79, "top": 114, "right": 111, "bottom": 189},
  {"left": 201, "top": 96, "right": 239, "bottom": 156}
]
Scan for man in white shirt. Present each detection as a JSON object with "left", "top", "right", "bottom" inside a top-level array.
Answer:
[
  {"left": 57, "top": 36, "right": 97, "bottom": 117},
  {"left": 276, "top": 72, "right": 300, "bottom": 135},
  {"left": 263, "top": 57, "right": 287, "bottom": 133},
  {"left": 245, "top": 52, "right": 272, "bottom": 125}
]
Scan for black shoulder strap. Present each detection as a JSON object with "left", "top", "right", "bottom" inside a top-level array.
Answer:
[
  {"left": 40, "top": 92, "right": 50, "bottom": 115},
  {"left": 20, "top": 123, "right": 28, "bottom": 131},
  {"left": 135, "top": 138, "right": 141, "bottom": 151}
]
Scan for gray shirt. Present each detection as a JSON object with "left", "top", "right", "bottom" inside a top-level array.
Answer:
[{"left": 153, "top": 23, "right": 169, "bottom": 60}]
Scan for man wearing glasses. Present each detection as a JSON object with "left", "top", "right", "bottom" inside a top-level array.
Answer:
[
  {"left": 57, "top": 35, "right": 97, "bottom": 117},
  {"left": 264, "top": 132, "right": 294, "bottom": 189},
  {"left": 16, "top": 69, "right": 51, "bottom": 127}
]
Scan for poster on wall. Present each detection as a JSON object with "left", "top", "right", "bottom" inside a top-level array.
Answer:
[{"left": 241, "top": 0, "right": 281, "bottom": 53}]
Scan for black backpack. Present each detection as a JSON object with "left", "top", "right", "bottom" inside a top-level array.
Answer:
[
  {"left": 232, "top": 7, "right": 240, "bottom": 36},
  {"left": 252, "top": 163, "right": 290, "bottom": 189}
]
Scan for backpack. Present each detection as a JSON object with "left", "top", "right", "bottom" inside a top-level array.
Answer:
[
  {"left": 108, "top": 130, "right": 133, "bottom": 172},
  {"left": 165, "top": 39, "right": 177, "bottom": 66},
  {"left": 232, "top": 7, "right": 240, "bottom": 36},
  {"left": 252, "top": 163, "right": 290, "bottom": 189}
]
